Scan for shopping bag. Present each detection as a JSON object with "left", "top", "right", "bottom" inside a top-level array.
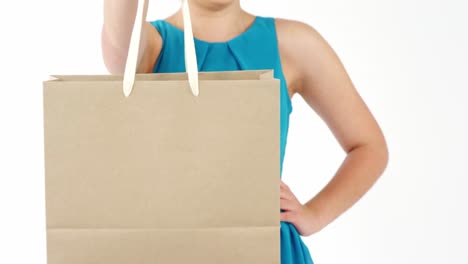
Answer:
[{"left": 43, "top": 0, "right": 280, "bottom": 263}]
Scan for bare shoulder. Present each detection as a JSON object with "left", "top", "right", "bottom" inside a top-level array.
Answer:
[
  {"left": 274, "top": 18, "right": 339, "bottom": 96},
  {"left": 274, "top": 17, "right": 320, "bottom": 38}
]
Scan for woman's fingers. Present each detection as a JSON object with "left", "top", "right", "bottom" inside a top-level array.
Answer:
[
  {"left": 280, "top": 180, "right": 290, "bottom": 190},
  {"left": 280, "top": 187, "right": 292, "bottom": 200},
  {"left": 280, "top": 210, "right": 298, "bottom": 223},
  {"left": 280, "top": 180, "right": 292, "bottom": 198},
  {"left": 280, "top": 182, "right": 297, "bottom": 201},
  {"left": 280, "top": 197, "right": 298, "bottom": 211},
  {"left": 280, "top": 179, "right": 301, "bottom": 211}
]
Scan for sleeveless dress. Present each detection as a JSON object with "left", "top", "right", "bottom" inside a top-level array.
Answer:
[{"left": 150, "top": 16, "right": 314, "bottom": 264}]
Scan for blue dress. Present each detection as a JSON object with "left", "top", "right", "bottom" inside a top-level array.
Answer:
[{"left": 150, "top": 16, "right": 314, "bottom": 264}]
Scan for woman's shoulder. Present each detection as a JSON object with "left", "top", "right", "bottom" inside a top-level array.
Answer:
[
  {"left": 272, "top": 17, "right": 335, "bottom": 95},
  {"left": 273, "top": 17, "right": 324, "bottom": 57}
]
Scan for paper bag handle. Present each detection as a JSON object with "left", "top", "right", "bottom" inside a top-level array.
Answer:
[{"left": 123, "top": 0, "right": 199, "bottom": 97}]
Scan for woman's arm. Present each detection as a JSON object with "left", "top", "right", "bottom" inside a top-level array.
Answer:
[
  {"left": 277, "top": 18, "right": 389, "bottom": 236},
  {"left": 102, "top": 0, "right": 161, "bottom": 74}
]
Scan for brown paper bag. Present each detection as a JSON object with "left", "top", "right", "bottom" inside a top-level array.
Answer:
[{"left": 43, "top": 0, "right": 280, "bottom": 263}]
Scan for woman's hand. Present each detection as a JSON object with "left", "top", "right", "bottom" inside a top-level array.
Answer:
[{"left": 280, "top": 180, "right": 321, "bottom": 237}]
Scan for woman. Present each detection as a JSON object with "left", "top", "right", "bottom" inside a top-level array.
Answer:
[{"left": 101, "top": 0, "right": 389, "bottom": 263}]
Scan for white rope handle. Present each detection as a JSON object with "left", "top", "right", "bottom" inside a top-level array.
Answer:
[
  {"left": 123, "top": 0, "right": 199, "bottom": 97},
  {"left": 181, "top": 0, "right": 199, "bottom": 96}
]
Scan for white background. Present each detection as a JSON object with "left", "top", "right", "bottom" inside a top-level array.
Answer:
[{"left": 0, "top": 0, "right": 467, "bottom": 263}]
